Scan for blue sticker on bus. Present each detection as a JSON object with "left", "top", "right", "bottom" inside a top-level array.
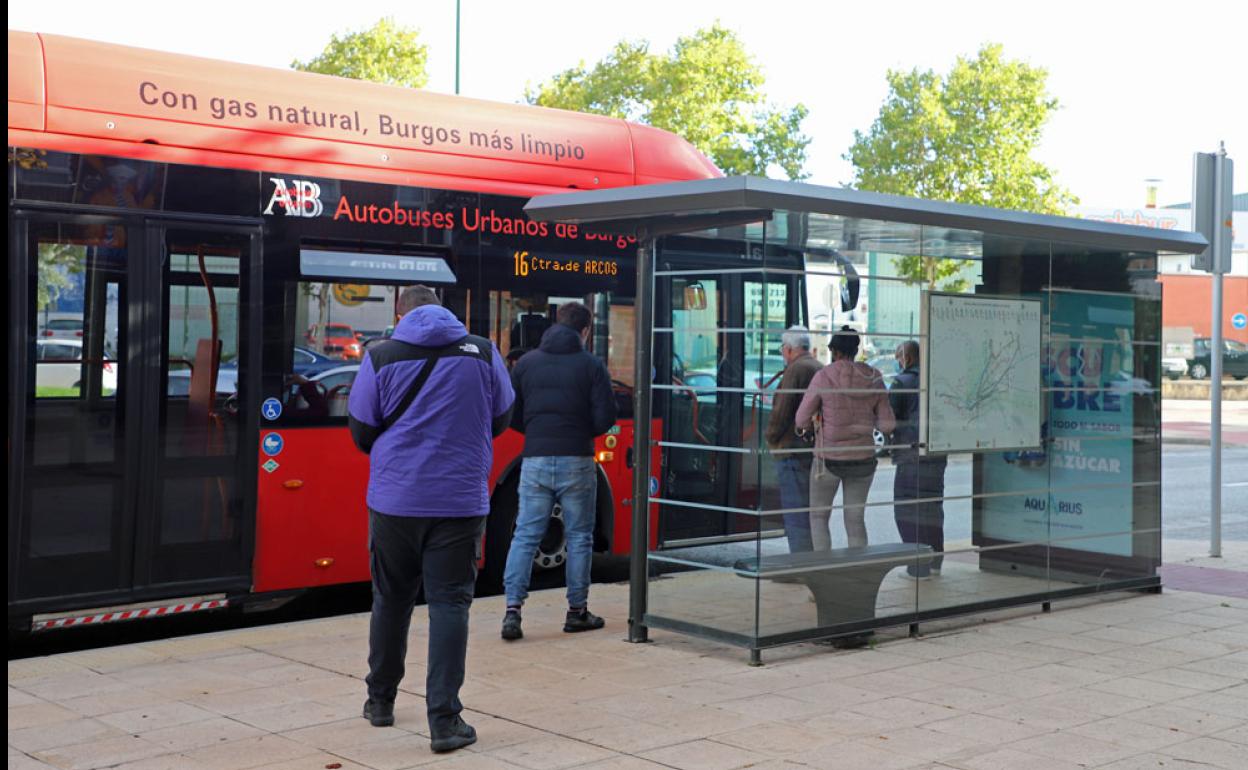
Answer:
[
  {"left": 262, "top": 398, "right": 283, "bottom": 421},
  {"left": 649, "top": 476, "right": 659, "bottom": 497},
  {"left": 261, "top": 432, "right": 284, "bottom": 457}
]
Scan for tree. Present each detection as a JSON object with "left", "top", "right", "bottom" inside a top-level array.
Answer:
[
  {"left": 292, "top": 18, "right": 428, "bottom": 89},
  {"left": 847, "top": 44, "right": 1077, "bottom": 291},
  {"left": 528, "top": 24, "right": 810, "bottom": 179}
]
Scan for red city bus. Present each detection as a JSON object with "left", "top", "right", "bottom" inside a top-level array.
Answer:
[{"left": 6, "top": 30, "right": 722, "bottom": 633}]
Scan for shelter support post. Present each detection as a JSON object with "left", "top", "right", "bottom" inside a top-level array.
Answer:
[{"left": 629, "top": 236, "right": 655, "bottom": 644}]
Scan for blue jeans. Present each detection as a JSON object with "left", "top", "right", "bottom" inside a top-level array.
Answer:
[
  {"left": 504, "top": 456, "right": 597, "bottom": 608},
  {"left": 777, "top": 455, "right": 814, "bottom": 553}
]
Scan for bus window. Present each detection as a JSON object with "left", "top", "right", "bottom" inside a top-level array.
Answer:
[{"left": 279, "top": 282, "right": 400, "bottom": 421}]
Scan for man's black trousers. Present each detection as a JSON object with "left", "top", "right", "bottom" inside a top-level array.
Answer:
[
  {"left": 892, "top": 457, "right": 948, "bottom": 569},
  {"left": 366, "top": 510, "right": 485, "bottom": 733}
]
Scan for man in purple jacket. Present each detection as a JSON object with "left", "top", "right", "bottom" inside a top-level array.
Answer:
[{"left": 347, "top": 285, "right": 513, "bottom": 753}]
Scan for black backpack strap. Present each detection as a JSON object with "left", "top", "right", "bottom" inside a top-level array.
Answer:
[{"left": 378, "top": 335, "right": 494, "bottom": 431}]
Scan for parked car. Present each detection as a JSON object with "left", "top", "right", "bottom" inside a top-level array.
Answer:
[
  {"left": 38, "top": 316, "right": 84, "bottom": 340},
  {"left": 305, "top": 323, "right": 362, "bottom": 360},
  {"left": 1161, "top": 357, "right": 1188, "bottom": 380},
  {"left": 166, "top": 367, "right": 238, "bottom": 397},
  {"left": 1187, "top": 338, "right": 1248, "bottom": 380},
  {"left": 36, "top": 339, "right": 118, "bottom": 393}
]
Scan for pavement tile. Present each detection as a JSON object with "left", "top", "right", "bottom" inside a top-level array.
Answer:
[
  {"left": 640, "top": 738, "right": 773, "bottom": 770},
  {"left": 576, "top": 757, "right": 684, "bottom": 770},
  {"left": 30, "top": 735, "right": 167, "bottom": 770},
  {"left": 448, "top": 713, "right": 547, "bottom": 752},
  {"left": 7, "top": 755, "right": 59, "bottom": 770},
  {"left": 1165, "top": 692, "right": 1248, "bottom": 720},
  {"left": 1067, "top": 714, "right": 1197, "bottom": 751},
  {"left": 573, "top": 720, "right": 695, "bottom": 754},
  {"left": 482, "top": 734, "right": 617, "bottom": 769},
  {"left": 787, "top": 739, "right": 927, "bottom": 770},
  {"left": 955, "top": 747, "right": 1085, "bottom": 770},
  {"left": 280, "top": 716, "right": 407, "bottom": 750},
  {"left": 1122, "top": 702, "right": 1245, "bottom": 736},
  {"left": 105, "top": 756, "right": 214, "bottom": 770},
  {"left": 232, "top": 699, "right": 361, "bottom": 732},
  {"left": 58, "top": 688, "right": 174, "bottom": 718},
  {"left": 6, "top": 702, "right": 81, "bottom": 730},
  {"left": 328, "top": 733, "right": 448, "bottom": 769},
  {"left": 10, "top": 671, "right": 129, "bottom": 702},
  {"left": 1135, "top": 665, "right": 1245, "bottom": 692},
  {"left": 1089, "top": 676, "right": 1207, "bottom": 703},
  {"left": 977, "top": 700, "right": 1100, "bottom": 730},
  {"left": 1027, "top": 687, "right": 1154, "bottom": 717},
  {"left": 906, "top": 684, "right": 1017, "bottom": 712},
  {"left": 244, "top": 752, "right": 373, "bottom": 770},
  {"left": 720, "top": 692, "right": 858, "bottom": 719},
  {"left": 1006, "top": 731, "right": 1140, "bottom": 766},
  {"left": 1212, "top": 722, "right": 1248, "bottom": 745},
  {"left": 8, "top": 717, "right": 125, "bottom": 753},
  {"left": 97, "top": 701, "right": 219, "bottom": 734},
  {"left": 922, "top": 712, "right": 1047, "bottom": 744},
  {"left": 182, "top": 734, "right": 322, "bottom": 770},
  {"left": 138, "top": 715, "right": 267, "bottom": 752},
  {"left": 859, "top": 725, "right": 991, "bottom": 762},
  {"left": 1159, "top": 736, "right": 1245, "bottom": 768},
  {"left": 712, "top": 720, "right": 847, "bottom": 756}
]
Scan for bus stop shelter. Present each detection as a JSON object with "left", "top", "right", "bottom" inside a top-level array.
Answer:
[{"left": 526, "top": 176, "right": 1207, "bottom": 663}]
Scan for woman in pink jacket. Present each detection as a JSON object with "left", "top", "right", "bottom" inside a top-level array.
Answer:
[{"left": 795, "top": 327, "right": 896, "bottom": 550}]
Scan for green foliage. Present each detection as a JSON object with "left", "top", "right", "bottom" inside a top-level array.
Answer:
[
  {"left": 847, "top": 44, "right": 1077, "bottom": 291},
  {"left": 528, "top": 24, "right": 810, "bottom": 179},
  {"left": 292, "top": 18, "right": 428, "bottom": 89},
  {"left": 37, "top": 244, "right": 83, "bottom": 312}
]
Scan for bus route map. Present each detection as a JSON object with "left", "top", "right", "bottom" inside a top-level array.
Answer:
[{"left": 923, "top": 294, "right": 1043, "bottom": 453}]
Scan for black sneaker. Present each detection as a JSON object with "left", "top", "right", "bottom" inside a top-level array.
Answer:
[
  {"left": 362, "top": 698, "right": 394, "bottom": 727},
  {"left": 563, "top": 608, "right": 605, "bottom": 633},
  {"left": 501, "top": 610, "right": 523, "bottom": 641},
  {"left": 430, "top": 716, "right": 477, "bottom": 753}
]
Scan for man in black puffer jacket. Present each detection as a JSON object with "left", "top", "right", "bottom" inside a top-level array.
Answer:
[{"left": 501, "top": 302, "right": 617, "bottom": 640}]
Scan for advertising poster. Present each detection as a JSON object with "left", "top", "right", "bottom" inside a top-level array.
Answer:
[{"left": 979, "top": 290, "right": 1137, "bottom": 557}]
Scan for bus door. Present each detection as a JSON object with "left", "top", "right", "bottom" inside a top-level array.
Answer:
[
  {"left": 9, "top": 215, "right": 259, "bottom": 612},
  {"left": 145, "top": 224, "right": 260, "bottom": 588},
  {"left": 655, "top": 258, "right": 803, "bottom": 547}
]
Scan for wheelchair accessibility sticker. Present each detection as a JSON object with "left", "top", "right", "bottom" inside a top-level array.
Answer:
[
  {"left": 262, "top": 398, "right": 283, "bottom": 421},
  {"left": 262, "top": 432, "right": 284, "bottom": 457},
  {"left": 649, "top": 476, "right": 659, "bottom": 496}
]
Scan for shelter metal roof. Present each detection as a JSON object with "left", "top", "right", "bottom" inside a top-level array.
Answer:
[{"left": 525, "top": 176, "right": 1208, "bottom": 254}]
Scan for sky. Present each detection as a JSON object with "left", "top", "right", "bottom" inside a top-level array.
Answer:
[{"left": 8, "top": 0, "right": 1247, "bottom": 209}]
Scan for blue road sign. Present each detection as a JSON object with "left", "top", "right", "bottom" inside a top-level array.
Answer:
[
  {"left": 262, "top": 398, "right": 283, "bottom": 421},
  {"left": 1233, "top": 313, "right": 1247, "bottom": 330},
  {"left": 261, "top": 432, "right": 284, "bottom": 457}
]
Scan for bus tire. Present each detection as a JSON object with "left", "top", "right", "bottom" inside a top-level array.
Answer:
[{"left": 478, "top": 474, "right": 519, "bottom": 595}]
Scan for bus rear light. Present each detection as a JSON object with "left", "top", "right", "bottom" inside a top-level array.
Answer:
[
  {"left": 314, "top": 557, "right": 334, "bottom": 568},
  {"left": 596, "top": 450, "right": 615, "bottom": 463}
]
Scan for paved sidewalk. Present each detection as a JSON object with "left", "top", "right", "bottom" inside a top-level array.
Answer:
[
  {"left": 10, "top": 543, "right": 1247, "bottom": 770},
  {"left": 1162, "top": 399, "right": 1248, "bottom": 446}
]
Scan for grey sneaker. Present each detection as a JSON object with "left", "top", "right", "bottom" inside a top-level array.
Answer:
[
  {"left": 431, "top": 716, "right": 477, "bottom": 753},
  {"left": 563, "top": 608, "right": 605, "bottom": 633},
  {"left": 501, "top": 610, "right": 523, "bottom": 641}
]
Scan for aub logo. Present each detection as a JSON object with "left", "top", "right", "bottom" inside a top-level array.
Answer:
[{"left": 264, "top": 178, "right": 324, "bottom": 218}]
